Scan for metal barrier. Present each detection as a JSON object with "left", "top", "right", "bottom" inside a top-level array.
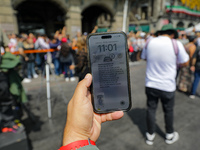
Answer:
[{"left": 1, "top": 48, "right": 57, "bottom": 55}]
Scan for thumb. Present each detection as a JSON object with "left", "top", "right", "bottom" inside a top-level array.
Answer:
[{"left": 73, "top": 74, "right": 92, "bottom": 98}]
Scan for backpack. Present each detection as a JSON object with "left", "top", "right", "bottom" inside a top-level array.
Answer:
[{"left": 0, "top": 72, "right": 10, "bottom": 101}]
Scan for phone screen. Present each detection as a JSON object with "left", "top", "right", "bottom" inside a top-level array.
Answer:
[{"left": 87, "top": 32, "right": 131, "bottom": 113}]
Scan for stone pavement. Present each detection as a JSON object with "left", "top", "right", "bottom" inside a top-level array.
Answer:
[{"left": 21, "top": 61, "right": 200, "bottom": 150}]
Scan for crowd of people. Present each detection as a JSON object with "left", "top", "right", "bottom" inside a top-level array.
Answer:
[
  {"left": 1, "top": 26, "right": 97, "bottom": 84},
  {"left": 1, "top": 27, "right": 154, "bottom": 85},
  {"left": 127, "top": 27, "right": 200, "bottom": 98},
  {"left": 1, "top": 23, "right": 200, "bottom": 149}
]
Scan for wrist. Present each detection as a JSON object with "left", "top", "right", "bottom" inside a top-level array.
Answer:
[
  {"left": 62, "top": 128, "right": 89, "bottom": 146},
  {"left": 60, "top": 139, "right": 96, "bottom": 150}
]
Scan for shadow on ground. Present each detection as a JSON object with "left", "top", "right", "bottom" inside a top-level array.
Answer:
[{"left": 127, "top": 108, "right": 165, "bottom": 140}]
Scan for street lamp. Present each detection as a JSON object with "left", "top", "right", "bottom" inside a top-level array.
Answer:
[{"left": 122, "top": 0, "right": 129, "bottom": 32}]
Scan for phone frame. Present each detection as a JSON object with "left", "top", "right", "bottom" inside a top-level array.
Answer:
[{"left": 87, "top": 31, "right": 132, "bottom": 113}]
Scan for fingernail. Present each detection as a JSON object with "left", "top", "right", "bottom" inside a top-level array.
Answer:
[{"left": 85, "top": 74, "right": 90, "bottom": 79}]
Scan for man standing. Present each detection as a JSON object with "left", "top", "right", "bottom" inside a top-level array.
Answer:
[{"left": 141, "top": 24, "right": 189, "bottom": 145}]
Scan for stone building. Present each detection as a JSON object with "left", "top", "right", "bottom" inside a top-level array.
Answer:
[
  {"left": 0, "top": 0, "right": 127, "bottom": 37},
  {"left": 129, "top": 0, "right": 200, "bottom": 33},
  {"left": 0, "top": 0, "right": 200, "bottom": 37}
]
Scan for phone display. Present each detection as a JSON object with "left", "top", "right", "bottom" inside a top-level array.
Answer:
[{"left": 87, "top": 32, "right": 132, "bottom": 113}]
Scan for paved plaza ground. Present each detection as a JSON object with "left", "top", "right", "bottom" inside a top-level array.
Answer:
[{"left": 22, "top": 61, "right": 200, "bottom": 150}]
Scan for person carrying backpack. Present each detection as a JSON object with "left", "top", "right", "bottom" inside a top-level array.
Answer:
[{"left": 141, "top": 24, "right": 189, "bottom": 145}]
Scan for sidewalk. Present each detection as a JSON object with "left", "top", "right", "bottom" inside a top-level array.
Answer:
[{"left": 22, "top": 61, "right": 200, "bottom": 150}]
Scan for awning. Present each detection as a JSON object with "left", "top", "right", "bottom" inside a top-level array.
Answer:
[
  {"left": 129, "top": 25, "right": 150, "bottom": 32},
  {"left": 97, "top": 28, "right": 108, "bottom": 33},
  {"left": 176, "top": 27, "right": 185, "bottom": 31}
]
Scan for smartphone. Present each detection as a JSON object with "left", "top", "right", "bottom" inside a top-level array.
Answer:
[{"left": 87, "top": 32, "right": 132, "bottom": 113}]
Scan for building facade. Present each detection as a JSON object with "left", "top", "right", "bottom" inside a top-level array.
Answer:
[
  {"left": 0, "top": 0, "right": 200, "bottom": 37},
  {"left": 1, "top": 0, "right": 127, "bottom": 37},
  {"left": 129, "top": 0, "right": 200, "bottom": 33}
]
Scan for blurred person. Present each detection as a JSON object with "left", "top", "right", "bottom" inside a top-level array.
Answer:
[
  {"left": 7, "top": 34, "right": 12, "bottom": 40},
  {"left": 60, "top": 74, "right": 123, "bottom": 150},
  {"left": 75, "top": 36, "right": 89, "bottom": 81},
  {"left": 72, "top": 30, "right": 82, "bottom": 52},
  {"left": 136, "top": 32, "right": 146, "bottom": 61},
  {"left": 189, "top": 46, "right": 200, "bottom": 99},
  {"left": 141, "top": 24, "right": 189, "bottom": 145},
  {"left": 16, "top": 35, "right": 30, "bottom": 83},
  {"left": 66, "top": 34, "right": 71, "bottom": 46},
  {"left": 34, "top": 33, "right": 50, "bottom": 73},
  {"left": 23, "top": 38, "right": 38, "bottom": 80},
  {"left": 28, "top": 33, "right": 36, "bottom": 43},
  {"left": 59, "top": 41, "right": 75, "bottom": 82},
  {"left": 197, "top": 32, "right": 200, "bottom": 47},
  {"left": 49, "top": 32, "right": 62, "bottom": 76},
  {"left": 129, "top": 32, "right": 137, "bottom": 61},
  {"left": 178, "top": 35, "right": 197, "bottom": 93},
  {"left": 177, "top": 31, "right": 189, "bottom": 45},
  {"left": 0, "top": 26, "right": 9, "bottom": 53},
  {"left": 127, "top": 33, "right": 134, "bottom": 61},
  {"left": 83, "top": 32, "right": 88, "bottom": 40},
  {"left": 0, "top": 44, "right": 26, "bottom": 133},
  {"left": 8, "top": 33, "right": 17, "bottom": 53}
]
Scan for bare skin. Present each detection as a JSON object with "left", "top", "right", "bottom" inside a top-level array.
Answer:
[{"left": 62, "top": 74, "right": 124, "bottom": 146}]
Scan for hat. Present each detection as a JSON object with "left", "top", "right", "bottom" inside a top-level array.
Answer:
[
  {"left": 61, "top": 37, "right": 67, "bottom": 43},
  {"left": 156, "top": 24, "right": 178, "bottom": 39},
  {"left": 140, "top": 32, "right": 146, "bottom": 38}
]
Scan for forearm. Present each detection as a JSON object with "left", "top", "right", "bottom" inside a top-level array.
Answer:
[{"left": 191, "top": 58, "right": 196, "bottom": 66}]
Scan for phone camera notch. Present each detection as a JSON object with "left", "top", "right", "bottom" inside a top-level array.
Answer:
[
  {"left": 101, "top": 35, "right": 112, "bottom": 39},
  {"left": 120, "top": 101, "right": 125, "bottom": 105}
]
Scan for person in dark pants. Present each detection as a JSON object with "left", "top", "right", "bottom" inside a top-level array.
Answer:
[
  {"left": 146, "top": 87, "right": 175, "bottom": 135},
  {"left": 59, "top": 42, "right": 76, "bottom": 82},
  {"left": 141, "top": 24, "right": 189, "bottom": 145},
  {"left": 190, "top": 46, "right": 200, "bottom": 99}
]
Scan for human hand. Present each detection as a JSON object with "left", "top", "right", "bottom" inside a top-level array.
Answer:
[
  {"left": 190, "top": 66, "right": 195, "bottom": 72},
  {"left": 94, "top": 26, "right": 98, "bottom": 30},
  {"left": 69, "top": 65, "right": 75, "bottom": 70},
  {"left": 25, "top": 56, "right": 29, "bottom": 61},
  {"left": 62, "top": 74, "right": 124, "bottom": 146}
]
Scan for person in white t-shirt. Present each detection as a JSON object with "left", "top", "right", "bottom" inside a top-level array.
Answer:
[{"left": 141, "top": 24, "right": 189, "bottom": 145}]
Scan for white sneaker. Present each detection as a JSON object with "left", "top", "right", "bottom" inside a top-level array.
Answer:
[
  {"left": 165, "top": 132, "right": 179, "bottom": 144},
  {"left": 33, "top": 74, "right": 38, "bottom": 78},
  {"left": 189, "top": 95, "right": 195, "bottom": 99},
  {"left": 65, "top": 77, "right": 69, "bottom": 82},
  {"left": 70, "top": 77, "right": 76, "bottom": 82},
  {"left": 146, "top": 132, "right": 155, "bottom": 145},
  {"left": 22, "top": 78, "right": 32, "bottom": 83}
]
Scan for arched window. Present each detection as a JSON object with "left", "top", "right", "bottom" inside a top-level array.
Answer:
[
  {"left": 177, "top": 22, "right": 184, "bottom": 28},
  {"left": 188, "top": 23, "right": 194, "bottom": 27}
]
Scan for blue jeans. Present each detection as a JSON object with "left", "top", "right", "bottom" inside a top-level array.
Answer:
[
  {"left": 52, "top": 58, "right": 61, "bottom": 75},
  {"left": 191, "top": 70, "right": 200, "bottom": 95},
  {"left": 27, "top": 62, "right": 36, "bottom": 78},
  {"left": 61, "top": 62, "right": 73, "bottom": 78}
]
